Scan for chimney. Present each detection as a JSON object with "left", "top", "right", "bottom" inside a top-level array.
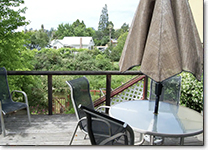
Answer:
[{"left": 80, "top": 38, "right": 82, "bottom": 48}]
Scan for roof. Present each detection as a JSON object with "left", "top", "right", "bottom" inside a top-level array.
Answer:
[
  {"left": 50, "top": 37, "right": 94, "bottom": 47},
  {"left": 51, "top": 40, "right": 64, "bottom": 46},
  {"left": 62, "top": 37, "right": 93, "bottom": 46}
]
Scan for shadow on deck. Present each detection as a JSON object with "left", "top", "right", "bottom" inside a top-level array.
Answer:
[{"left": 0, "top": 113, "right": 204, "bottom": 146}]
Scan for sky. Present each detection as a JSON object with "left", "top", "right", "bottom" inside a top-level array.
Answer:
[{"left": 17, "top": 0, "right": 141, "bottom": 31}]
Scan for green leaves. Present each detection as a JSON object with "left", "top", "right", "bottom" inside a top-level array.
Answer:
[
  {"left": 53, "top": 19, "right": 95, "bottom": 39},
  {"left": 0, "top": 0, "right": 47, "bottom": 113},
  {"left": 180, "top": 72, "right": 203, "bottom": 112},
  {"left": 0, "top": 0, "right": 28, "bottom": 34},
  {"left": 110, "top": 32, "right": 128, "bottom": 61},
  {"left": 0, "top": 0, "right": 30, "bottom": 70}
]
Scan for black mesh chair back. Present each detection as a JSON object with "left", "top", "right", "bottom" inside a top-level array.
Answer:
[
  {"left": 149, "top": 75, "right": 182, "bottom": 105},
  {"left": 66, "top": 77, "right": 94, "bottom": 126},
  {"left": 80, "top": 105, "right": 135, "bottom": 145},
  {"left": 0, "top": 67, "right": 12, "bottom": 105},
  {"left": 66, "top": 77, "right": 95, "bottom": 144}
]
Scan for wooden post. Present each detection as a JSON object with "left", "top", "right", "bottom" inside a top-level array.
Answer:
[
  {"left": 106, "top": 75, "right": 111, "bottom": 114},
  {"left": 48, "top": 75, "right": 53, "bottom": 115},
  {"left": 143, "top": 75, "right": 148, "bottom": 100}
]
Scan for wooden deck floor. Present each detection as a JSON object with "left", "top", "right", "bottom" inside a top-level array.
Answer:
[{"left": 0, "top": 113, "right": 204, "bottom": 146}]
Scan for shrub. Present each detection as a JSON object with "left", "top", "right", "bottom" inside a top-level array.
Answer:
[{"left": 180, "top": 72, "right": 203, "bottom": 112}]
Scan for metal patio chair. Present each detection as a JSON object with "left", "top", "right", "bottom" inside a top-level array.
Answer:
[
  {"left": 79, "top": 105, "right": 135, "bottom": 145},
  {"left": 145, "top": 75, "right": 182, "bottom": 144},
  {"left": 66, "top": 77, "right": 110, "bottom": 145},
  {"left": 0, "top": 67, "right": 31, "bottom": 137}
]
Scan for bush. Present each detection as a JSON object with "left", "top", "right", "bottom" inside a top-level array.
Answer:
[
  {"left": 8, "top": 74, "right": 47, "bottom": 114},
  {"left": 180, "top": 72, "right": 203, "bottom": 112}
]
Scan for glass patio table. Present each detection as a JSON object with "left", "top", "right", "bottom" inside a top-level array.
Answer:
[{"left": 109, "top": 100, "right": 203, "bottom": 145}]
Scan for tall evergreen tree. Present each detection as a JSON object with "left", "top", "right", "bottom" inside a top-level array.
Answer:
[{"left": 98, "top": 4, "right": 109, "bottom": 32}]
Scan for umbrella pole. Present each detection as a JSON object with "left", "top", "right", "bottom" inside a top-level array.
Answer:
[{"left": 154, "top": 82, "right": 163, "bottom": 114}]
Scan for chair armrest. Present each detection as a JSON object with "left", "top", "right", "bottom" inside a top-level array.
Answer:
[
  {"left": 11, "top": 90, "right": 29, "bottom": 106},
  {"left": 96, "top": 106, "right": 111, "bottom": 113},
  {"left": 99, "top": 132, "right": 125, "bottom": 145}
]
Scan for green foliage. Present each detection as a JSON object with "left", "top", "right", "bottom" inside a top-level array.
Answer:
[
  {"left": 32, "top": 48, "right": 63, "bottom": 70},
  {"left": 0, "top": 1, "right": 47, "bottom": 114},
  {"left": 114, "top": 23, "right": 129, "bottom": 39},
  {"left": 95, "top": 4, "right": 116, "bottom": 46},
  {"left": 0, "top": 0, "right": 31, "bottom": 70},
  {"left": 32, "top": 48, "right": 116, "bottom": 71},
  {"left": 180, "top": 72, "right": 203, "bottom": 112},
  {"left": 25, "top": 29, "right": 49, "bottom": 49},
  {"left": 111, "top": 32, "right": 128, "bottom": 61},
  {"left": 0, "top": 0, "right": 28, "bottom": 34},
  {"left": 53, "top": 19, "right": 95, "bottom": 39},
  {"left": 8, "top": 73, "right": 47, "bottom": 114}
]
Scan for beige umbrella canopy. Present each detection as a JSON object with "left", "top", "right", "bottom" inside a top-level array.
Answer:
[
  {"left": 119, "top": 0, "right": 203, "bottom": 83},
  {"left": 119, "top": 0, "right": 203, "bottom": 114}
]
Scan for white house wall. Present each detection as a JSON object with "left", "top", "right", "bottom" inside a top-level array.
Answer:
[
  {"left": 53, "top": 42, "right": 64, "bottom": 49},
  {"left": 50, "top": 37, "right": 95, "bottom": 50}
]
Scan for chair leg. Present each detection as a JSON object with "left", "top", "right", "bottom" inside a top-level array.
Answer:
[
  {"left": 0, "top": 102, "right": 6, "bottom": 137},
  {"left": 26, "top": 106, "right": 31, "bottom": 125},
  {"left": 161, "top": 137, "right": 164, "bottom": 145},
  {"left": 180, "top": 137, "right": 184, "bottom": 145},
  {"left": 69, "top": 123, "right": 79, "bottom": 145},
  {"left": 0, "top": 113, "right": 6, "bottom": 137},
  {"left": 23, "top": 91, "right": 31, "bottom": 125},
  {"left": 150, "top": 135, "right": 154, "bottom": 145},
  {"left": 135, "top": 133, "right": 145, "bottom": 145},
  {"left": 84, "top": 134, "right": 88, "bottom": 139}
]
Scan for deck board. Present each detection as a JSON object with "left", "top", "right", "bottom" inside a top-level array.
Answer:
[{"left": 0, "top": 113, "right": 203, "bottom": 146}]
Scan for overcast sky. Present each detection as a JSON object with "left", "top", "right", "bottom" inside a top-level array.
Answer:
[{"left": 18, "top": 0, "right": 140, "bottom": 31}]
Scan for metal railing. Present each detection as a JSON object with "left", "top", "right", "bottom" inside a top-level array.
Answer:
[{"left": 7, "top": 71, "right": 148, "bottom": 115}]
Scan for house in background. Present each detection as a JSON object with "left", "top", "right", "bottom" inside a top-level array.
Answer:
[
  {"left": 110, "top": 39, "right": 118, "bottom": 46},
  {"left": 96, "top": 46, "right": 108, "bottom": 52},
  {"left": 50, "top": 37, "right": 95, "bottom": 50}
]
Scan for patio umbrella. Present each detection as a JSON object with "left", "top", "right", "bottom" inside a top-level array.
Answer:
[{"left": 119, "top": 0, "right": 203, "bottom": 114}]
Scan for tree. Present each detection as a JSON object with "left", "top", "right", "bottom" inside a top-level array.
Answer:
[
  {"left": 25, "top": 25, "right": 50, "bottom": 50},
  {"left": 98, "top": 4, "right": 109, "bottom": 32},
  {"left": 96, "top": 5, "right": 116, "bottom": 46},
  {"left": 32, "top": 30, "right": 49, "bottom": 49},
  {"left": 110, "top": 32, "right": 128, "bottom": 61},
  {"left": 53, "top": 20, "right": 95, "bottom": 39},
  {"left": 0, "top": 0, "right": 46, "bottom": 113},
  {"left": 0, "top": 0, "right": 28, "bottom": 35},
  {"left": 114, "top": 23, "right": 129, "bottom": 39},
  {"left": 0, "top": 0, "right": 30, "bottom": 70}
]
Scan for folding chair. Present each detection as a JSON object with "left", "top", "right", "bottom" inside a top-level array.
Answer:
[
  {"left": 0, "top": 67, "right": 31, "bottom": 137},
  {"left": 66, "top": 77, "right": 110, "bottom": 145},
  {"left": 79, "top": 105, "right": 134, "bottom": 145}
]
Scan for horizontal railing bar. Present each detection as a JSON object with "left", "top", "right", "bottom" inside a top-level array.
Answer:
[
  {"left": 6, "top": 71, "right": 146, "bottom": 115},
  {"left": 7, "top": 71, "right": 143, "bottom": 76}
]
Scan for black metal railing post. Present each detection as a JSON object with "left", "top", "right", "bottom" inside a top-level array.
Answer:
[
  {"left": 106, "top": 75, "right": 111, "bottom": 114},
  {"left": 48, "top": 75, "right": 53, "bottom": 115}
]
